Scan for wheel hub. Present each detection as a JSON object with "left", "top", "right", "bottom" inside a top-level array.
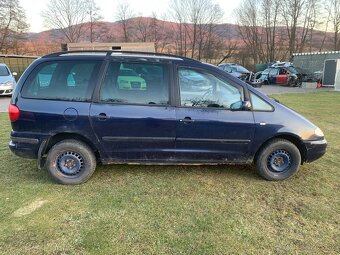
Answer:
[
  {"left": 57, "top": 151, "right": 84, "bottom": 176},
  {"left": 267, "top": 149, "right": 291, "bottom": 172},
  {"left": 65, "top": 159, "right": 76, "bottom": 169}
]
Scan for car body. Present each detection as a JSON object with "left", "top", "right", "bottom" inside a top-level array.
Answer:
[
  {"left": 218, "top": 63, "right": 251, "bottom": 81},
  {"left": 308, "top": 69, "right": 323, "bottom": 83},
  {"left": 0, "top": 63, "right": 17, "bottom": 95},
  {"left": 259, "top": 66, "right": 302, "bottom": 86},
  {"left": 218, "top": 63, "right": 262, "bottom": 87},
  {"left": 8, "top": 51, "right": 327, "bottom": 184}
]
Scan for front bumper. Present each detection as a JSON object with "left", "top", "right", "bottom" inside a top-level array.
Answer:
[
  {"left": 0, "top": 84, "right": 14, "bottom": 95},
  {"left": 304, "top": 139, "right": 327, "bottom": 163}
]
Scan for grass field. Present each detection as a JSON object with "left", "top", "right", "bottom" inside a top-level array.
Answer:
[{"left": 0, "top": 92, "right": 339, "bottom": 254}]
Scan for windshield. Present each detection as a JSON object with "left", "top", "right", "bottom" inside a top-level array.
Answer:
[
  {"left": 287, "top": 66, "right": 298, "bottom": 74},
  {"left": 262, "top": 69, "right": 270, "bottom": 75},
  {"left": 236, "top": 66, "right": 249, "bottom": 73},
  {"left": 0, "top": 66, "right": 10, "bottom": 76}
]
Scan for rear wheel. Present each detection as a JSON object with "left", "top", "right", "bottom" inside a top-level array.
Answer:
[
  {"left": 255, "top": 139, "right": 301, "bottom": 181},
  {"left": 45, "top": 139, "right": 96, "bottom": 185}
]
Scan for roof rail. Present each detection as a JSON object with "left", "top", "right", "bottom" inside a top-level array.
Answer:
[
  {"left": 42, "top": 50, "right": 112, "bottom": 58},
  {"left": 42, "top": 50, "right": 200, "bottom": 63}
]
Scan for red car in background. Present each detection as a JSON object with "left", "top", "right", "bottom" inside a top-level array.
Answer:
[{"left": 259, "top": 66, "right": 303, "bottom": 87}]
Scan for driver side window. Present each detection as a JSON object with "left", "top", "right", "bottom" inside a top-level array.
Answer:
[{"left": 178, "top": 67, "right": 243, "bottom": 109}]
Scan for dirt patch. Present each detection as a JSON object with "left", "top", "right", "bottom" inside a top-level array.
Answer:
[{"left": 13, "top": 199, "right": 48, "bottom": 217}]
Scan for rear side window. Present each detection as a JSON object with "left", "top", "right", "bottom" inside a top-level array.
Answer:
[
  {"left": 22, "top": 61, "right": 101, "bottom": 101},
  {"left": 100, "top": 62, "right": 169, "bottom": 105}
]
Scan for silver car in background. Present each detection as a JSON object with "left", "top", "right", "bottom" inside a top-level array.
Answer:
[{"left": 0, "top": 63, "right": 17, "bottom": 96}]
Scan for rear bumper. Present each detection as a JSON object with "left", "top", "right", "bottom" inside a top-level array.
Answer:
[
  {"left": 9, "top": 137, "right": 40, "bottom": 159},
  {"left": 304, "top": 139, "right": 327, "bottom": 163}
]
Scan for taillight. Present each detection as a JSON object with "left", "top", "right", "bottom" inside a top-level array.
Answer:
[{"left": 8, "top": 104, "right": 20, "bottom": 122}]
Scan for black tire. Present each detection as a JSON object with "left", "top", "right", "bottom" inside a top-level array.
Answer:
[
  {"left": 45, "top": 139, "right": 96, "bottom": 185},
  {"left": 255, "top": 139, "right": 301, "bottom": 181}
]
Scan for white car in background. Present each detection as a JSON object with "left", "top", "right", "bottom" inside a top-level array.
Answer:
[{"left": 0, "top": 63, "right": 17, "bottom": 96}]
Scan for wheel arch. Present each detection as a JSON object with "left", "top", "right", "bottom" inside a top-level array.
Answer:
[
  {"left": 43, "top": 133, "right": 101, "bottom": 161},
  {"left": 254, "top": 134, "right": 307, "bottom": 164}
]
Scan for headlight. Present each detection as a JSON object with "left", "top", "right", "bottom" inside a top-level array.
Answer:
[
  {"left": 314, "top": 127, "right": 324, "bottom": 137},
  {"left": 5, "top": 81, "right": 13, "bottom": 86}
]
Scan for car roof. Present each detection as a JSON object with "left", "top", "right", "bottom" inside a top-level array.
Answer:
[{"left": 42, "top": 50, "right": 200, "bottom": 64}]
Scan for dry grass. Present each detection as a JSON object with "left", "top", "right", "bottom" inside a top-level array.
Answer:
[{"left": 0, "top": 91, "right": 339, "bottom": 254}]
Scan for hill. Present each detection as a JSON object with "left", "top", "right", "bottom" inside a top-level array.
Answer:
[{"left": 19, "top": 17, "right": 335, "bottom": 58}]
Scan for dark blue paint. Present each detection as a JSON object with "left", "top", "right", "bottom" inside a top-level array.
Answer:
[{"left": 9, "top": 53, "right": 327, "bottom": 166}]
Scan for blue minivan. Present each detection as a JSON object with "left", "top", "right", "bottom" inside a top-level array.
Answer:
[{"left": 8, "top": 51, "right": 327, "bottom": 184}]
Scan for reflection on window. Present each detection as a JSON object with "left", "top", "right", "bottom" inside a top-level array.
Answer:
[
  {"left": 22, "top": 61, "right": 99, "bottom": 101},
  {"left": 37, "top": 63, "right": 57, "bottom": 87},
  {"left": 179, "top": 68, "right": 243, "bottom": 109},
  {"left": 250, "top": 92, "right": 273, "bottom": 111},
  {"left": 100, "top": 62, "right": 169, "bottom": 105}
]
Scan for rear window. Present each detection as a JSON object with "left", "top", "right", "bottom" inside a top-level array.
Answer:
[{"left": 21, "top": 60, "right": 101, "bottom": 101}]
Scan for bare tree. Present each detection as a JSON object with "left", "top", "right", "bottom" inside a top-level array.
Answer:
[
  {"left": 235, "top": 0, "right": 321, "bottom": 64},
  {"left": 149, "top": 13, "right": 174, "bottom": 53},
  {"left": 217, "top": 41, "right": 238, "bottom": 65},
  {"left": 281, "top": 0, "right": 319, "bottom": 59},
  {"left": 328, "top": 0, "right": 340, "bottom": 50},
  {"left": 134, "top": 17, "right": 150, "bottom": 42},
  {"left": 235, "top": 0, "right": 263, "bottom": 63},
  {"left": 194, "top": 1, "right": 224, "bottom": 60},
  {"left": 260, "top": 0, "right": 280, "bottom": 62},
  {"left": 115, "top": 1, "right": 134, "bottom": 42},
  {"left": 169, "top": 0, "right": 188, "bottom": 56},
  {"left": 42, "top": 0, "right": 90, "bottom": 43},
  {"left": 0, "top": 0, "right": 28, "bottom": 53},
  {"left": 318, "top": 0, "right": 332, "bottom": 51},
  {"left": 87, "top": 0, "right": 102, "bottom": 43},
  {"left": 168, "top": 0, "right": 224, "bottom": 60}
]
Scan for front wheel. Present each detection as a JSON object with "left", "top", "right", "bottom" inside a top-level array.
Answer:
[
  {"left": 45, "top": 139, "right": 96, "bottom": 185},
  {"left": 255, "top": 139, "right": 301, "bottom": 181}
]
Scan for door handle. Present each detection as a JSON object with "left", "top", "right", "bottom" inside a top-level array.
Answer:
[
  {"left": 180, "top": 117, "right": 194, "bottom": 124},
  {"left": 97, "top": 113, "right": 108, "bottom": 120}
]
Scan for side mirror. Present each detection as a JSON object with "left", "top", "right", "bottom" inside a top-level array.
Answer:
[
  {"left": 230, "top": 100, "right": 251, "bottom": 111},
  {"left": 242, "top": 100, "right": 252, "bottom": 111},
  {"left": 12, "top": 72, "right": 17, "bottom": 76}
]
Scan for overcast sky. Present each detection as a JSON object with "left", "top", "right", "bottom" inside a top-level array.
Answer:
[{"left": 20, "top": 0, "right": 241, "bottom": 33}]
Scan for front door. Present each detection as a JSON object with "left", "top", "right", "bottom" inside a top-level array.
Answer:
[
  {"left": 276, "top": 68, "right": 288, "bottom": 85},
  {"left": 268, "top": 68, "right": 279, "bottom": 84},
  {"left": 175, "top": 67, "right": 255, "bottom": 163},
  {"left": 90, "top": 61, "right": 176, "bottom": 162}
]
